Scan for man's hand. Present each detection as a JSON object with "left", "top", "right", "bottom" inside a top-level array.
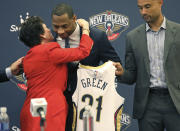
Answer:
[
  {"left": 10, "top": 57, "right": 24, "bottom": 75},
  {"left": 113, "top": 62, "right": 124, "bottom": 76}
]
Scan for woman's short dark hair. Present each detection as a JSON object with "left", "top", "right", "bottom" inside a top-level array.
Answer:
[{"left": 19, "top": 16, "right": 44, "bottom": 48}]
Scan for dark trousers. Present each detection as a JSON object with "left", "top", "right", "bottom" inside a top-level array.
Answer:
[
  {"left": 138, "top": 88, "right": 180, "bottom": 131},
  {"left": 64, "top": 90, "right": 73, "bottom": 131},
  {"left": 65, "top": 63, "right": 78, "bottom": 131}
]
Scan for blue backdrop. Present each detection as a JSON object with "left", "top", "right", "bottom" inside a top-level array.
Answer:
[{"left": 0, "top": 0, "right": 179, "bottom": 130}]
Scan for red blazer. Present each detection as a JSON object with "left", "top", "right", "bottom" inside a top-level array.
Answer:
[{"left": 20, "top": 34, "right": 93, "bottom": 131}]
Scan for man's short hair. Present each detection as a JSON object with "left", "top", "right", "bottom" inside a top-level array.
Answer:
[{"left": 51, "top": 3, "right": 74, "bottom": 19}]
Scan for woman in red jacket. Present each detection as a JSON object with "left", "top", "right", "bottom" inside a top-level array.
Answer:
[{"left": 19, "top": 16, "right": 93, "bottom": 131}]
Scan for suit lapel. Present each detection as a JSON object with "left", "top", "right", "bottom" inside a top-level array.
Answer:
[
  {"left": 137, "top": 25, "right": 150, "bottom": 75},
  {"left": 164, "top": 20, "right": 175, "bottom": 63},
  {"left": 80, "top": 26, "right": 83, "bottom": 39}
]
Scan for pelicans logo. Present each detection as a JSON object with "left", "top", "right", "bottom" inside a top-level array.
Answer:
[{"left": 89, "top": 11, "right": 129, "bottom": 41}]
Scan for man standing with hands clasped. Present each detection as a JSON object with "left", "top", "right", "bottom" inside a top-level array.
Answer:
[
  {"left": 114, "top": 0, "right": 180, "bottom": 131},
  {"left": 51, "top": 3, "right": 121, "bottom": 131}
]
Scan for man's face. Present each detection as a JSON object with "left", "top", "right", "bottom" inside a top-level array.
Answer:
[
  {"left": 52, "top": 13, "right": 76, "bottom": 39},
  {"left": 137, "top": 0, "right": 162, "bottom": 24}
]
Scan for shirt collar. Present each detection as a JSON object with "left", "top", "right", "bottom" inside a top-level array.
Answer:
[
  {"left": 69, "top": 22, "right": 80, "bottom": 41},
  {"left": 146, "top": 17, "right": 166, "bottom": 32}
]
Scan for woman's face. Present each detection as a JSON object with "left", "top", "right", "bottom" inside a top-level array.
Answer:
[{"left": 41, "top": 24, "right": 54, "bottom": 42}]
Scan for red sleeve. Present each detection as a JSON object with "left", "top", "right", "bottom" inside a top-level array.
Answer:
[{"left": 48, "top": 34, "right": 93, "bottom": 64}]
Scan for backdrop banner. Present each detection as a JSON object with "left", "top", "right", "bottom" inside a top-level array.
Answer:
[{"left": 0, "top": 0, "right": 179, "bottom": 130}]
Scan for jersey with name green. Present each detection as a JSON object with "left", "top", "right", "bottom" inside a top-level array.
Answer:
[{"left": 72, "top": 61, "right": 125, "bottom": 131}]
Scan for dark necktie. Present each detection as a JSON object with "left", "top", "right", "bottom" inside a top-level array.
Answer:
[
  {"left": 65, "top": 38, "right": 70, "bottom": 48},
  {"left": 64, "top": 38, "right": 78, "bottom": 92},
  {"left": 65, "top": 38, "right": 71, "bottom": 91}
]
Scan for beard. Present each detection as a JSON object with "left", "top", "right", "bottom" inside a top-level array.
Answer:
[
  {"left": 142, "top": 14, "right": 152, "bottom": 23},
  {"left": 142, "top": 14, "right": 160, "bottom": 25}
]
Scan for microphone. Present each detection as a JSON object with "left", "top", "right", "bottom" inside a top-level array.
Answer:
[
  {"left": 37, "top": 107, "right": 46, "bottom": 120},
  {"left": 30, "top": 98, "right": 47, "bottom": 117},
  {"left": 83, "top": 105, "right": 94, "bottom": 131},
  {"left": 30, "top": 98, "right": 47, "bottom": 129}
]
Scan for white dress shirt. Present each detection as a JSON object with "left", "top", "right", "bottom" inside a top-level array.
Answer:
[{"left": 146, "top": 17, "right": 167, "bottom": 88}]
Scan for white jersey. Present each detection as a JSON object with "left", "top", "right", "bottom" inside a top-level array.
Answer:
[{"left": 72, "top": 61, "right": 125, "bottom": 131}]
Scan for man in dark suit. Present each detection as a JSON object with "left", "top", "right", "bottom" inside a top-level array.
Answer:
[
  {"left": 114, "top": 0, "right": 180, "bottom": 131},
  {"left": 51, "top": 3, "right": 121, "bottom": 131},
  {"left": 0, "top": 69, "right": 9, "bottom": 82},
  {"left": 0, "top": 57, "right": 23, "bottom": 82}
]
